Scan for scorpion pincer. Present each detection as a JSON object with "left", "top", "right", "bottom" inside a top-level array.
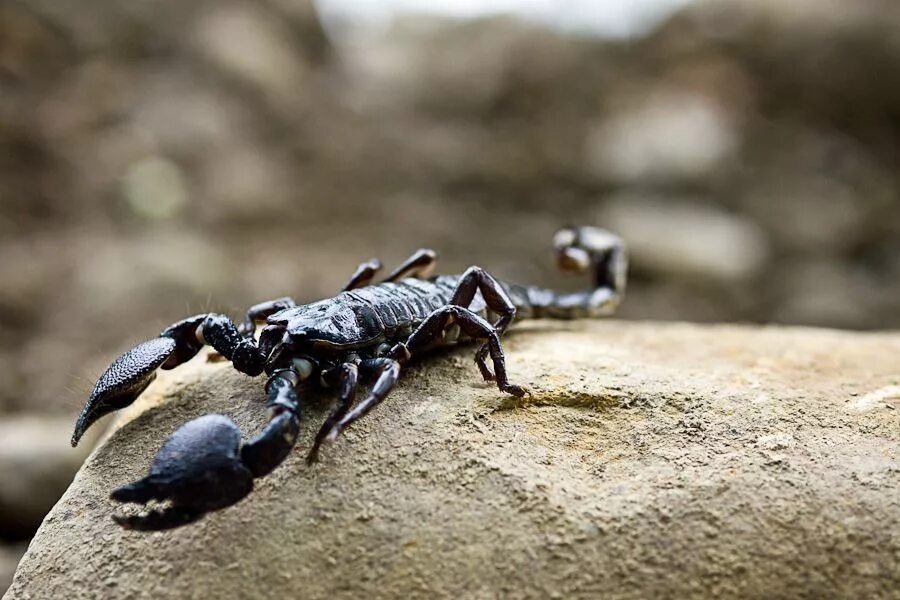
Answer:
[{"left": 72, "top": 226, "right": 627, "bottom": 530}]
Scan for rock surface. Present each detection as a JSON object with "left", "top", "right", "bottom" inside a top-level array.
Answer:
[{"left": 7, "top": 321, "right": 900, "bottom": 599}]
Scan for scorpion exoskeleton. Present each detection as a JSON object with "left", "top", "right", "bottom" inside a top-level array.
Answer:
[{"left": 71, "top": 225, "right": 627, "bottom": 530}]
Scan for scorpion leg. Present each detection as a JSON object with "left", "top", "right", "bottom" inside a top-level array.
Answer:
[
  {"left": 382, "top": 248, "right": 437, "bottom": 282},
  {"left": 307, "top": 362, "right": 359, "bottom": 464},
  {"left": 325, "top": 358, "right": 401, "bottom": 441},
  {"left": 391, "top": 306, "right": 526, "bottom": 397},
  {"left": 238, "top": 297, "right": 296, "bottom": 338},
  {"left": 72, "top": 313, "right": 266, "bottom": 446},
  {"left": 343, "top": 259, "right": 382, "bottom": 292},
  {"left": 111, "top": 368, "right": 302, "bottom": 531},
  {"left": 343, "top": 249, "right": 436, "bottom": 292},
  {"left": 450, "top": 266, "right": 516, "bottom": 381}
]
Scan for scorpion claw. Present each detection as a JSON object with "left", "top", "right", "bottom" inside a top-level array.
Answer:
[
  {"left": 110, "top": 477, "right": 165, "bottom": 504},
  {"left": 111, "top": 415, "right": 254, "bottom": 531},
  {"left": 72, "top": 337, "right": 178, "bottom": 447}
]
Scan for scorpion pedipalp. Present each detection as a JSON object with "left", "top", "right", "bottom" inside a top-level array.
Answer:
[
  {"left": 72, "top": 337, "right": 178, "bottom": 447},
  {"left": 72, "top": 313, "right": 267, "bottom": 447},
  {"left": 111, "top": 369, "right": 302, "bottom": 531},
  {"left": 111, "top": 414, "right": 254, "bottom": 531}
]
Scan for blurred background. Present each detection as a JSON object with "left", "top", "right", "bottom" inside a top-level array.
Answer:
[{"left": 2, "top": 0, "right": 899, "bottom": 590}]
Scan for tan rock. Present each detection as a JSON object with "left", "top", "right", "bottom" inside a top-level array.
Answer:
[{"left": 6, "top": 321, "right": 900, "bottom": 599}]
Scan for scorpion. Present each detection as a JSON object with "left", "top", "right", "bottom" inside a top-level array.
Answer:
[{"left": 71, "top": 225, "right": 627, "bottom": 530}]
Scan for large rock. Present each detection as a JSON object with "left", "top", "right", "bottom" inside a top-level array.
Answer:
[{"left": 7, "top": 321, "right": 900, "bottom": 598}]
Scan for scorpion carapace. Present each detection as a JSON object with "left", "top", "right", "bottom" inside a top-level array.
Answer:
[{"left": 72, "top": 226, "right": 627, "bottom": 530}]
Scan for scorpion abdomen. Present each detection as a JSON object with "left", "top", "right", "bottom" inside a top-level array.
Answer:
[
  {"left": 346, "top": 275, "right": 462, "bottom": 334},
  {"left": 267, "top": 275, "right": 476, "bottom": 352}
]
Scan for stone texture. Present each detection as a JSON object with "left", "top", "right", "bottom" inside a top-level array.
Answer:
[{"left": 6, "top": 321, "right": 900, "bottom": 599}]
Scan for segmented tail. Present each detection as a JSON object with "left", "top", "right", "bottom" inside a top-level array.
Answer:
[{"left": 506, "top": 226, "right": 627, "bottom": 320}]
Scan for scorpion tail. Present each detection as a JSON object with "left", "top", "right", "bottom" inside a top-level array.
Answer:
[{"left": 513, "top": 226, "right": 627, "bottom": 320}]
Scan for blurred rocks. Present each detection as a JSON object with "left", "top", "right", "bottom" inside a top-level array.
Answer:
[
  {"left": 192, "top": 2, "right": 312, "bottom": 113},
  {"left": 599, "top": 194, "right": 770, "bottom": 282},
  {"left": 0, "top": 0, "right": 897, "bottom": 412},
  {"left": 0, "top": 417, "right": 99, "bottom": 540},
  {"left": 121, "top": 156, "right": 188, "bottom": 220},
  {"left": 584, "top": 90, "right": 739, "bottom": 184},
  {"left": 0, "top": 545, "right": 24, "bottom": 597}
]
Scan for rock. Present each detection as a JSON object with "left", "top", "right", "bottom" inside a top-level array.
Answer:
[
  {"left": 0, "top": 417, "right": 99, "bottom": 540},
  {"left": 583, "top": 89, "right": 739, "bottom": 183},
  {"left": 192, "top": 2, "right": 312, "bottom": 112},
  {"left": 7, "top": 321, "right": 900, "bottom": 599}
]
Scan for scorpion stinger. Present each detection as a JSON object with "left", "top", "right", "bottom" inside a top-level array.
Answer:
[{"left": 550, "top": 225, "right": 627, "bottom": 316}]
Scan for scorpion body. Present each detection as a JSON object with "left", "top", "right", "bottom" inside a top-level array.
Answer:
[{"left": 71, "top": 226, "right": 626, "bottom": 530}]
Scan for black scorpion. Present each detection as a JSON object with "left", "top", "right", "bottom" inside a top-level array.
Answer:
[{"left": 71, "top": 226, "right": 627, "bottom": 530}]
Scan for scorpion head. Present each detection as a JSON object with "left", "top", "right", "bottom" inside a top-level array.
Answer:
[{"left": 269, "top": 298, "right": 380, "bottom": 349}]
